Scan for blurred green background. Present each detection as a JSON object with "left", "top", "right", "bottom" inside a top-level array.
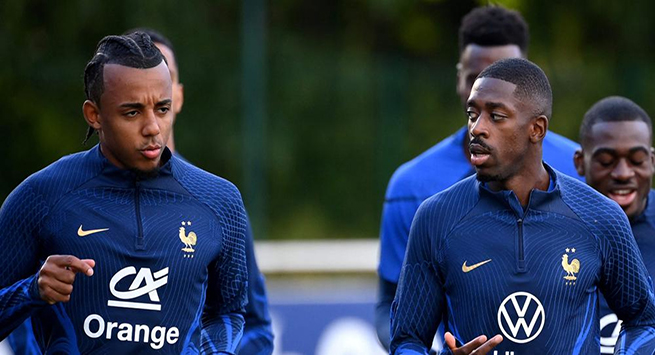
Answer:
[{"left": 1, "top": 0, "right": 654, "bottom": 240}]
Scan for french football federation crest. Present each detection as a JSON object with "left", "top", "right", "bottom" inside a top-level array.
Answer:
[
  {"left": 562, "top": 248, "right": 579, "bottom": 285},
  {"left": 179, "top": 221, "right": 197, "bottom": 258}
]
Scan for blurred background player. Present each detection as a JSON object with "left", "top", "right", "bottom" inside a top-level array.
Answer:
[
  {"left": 130, "top": 28, "right": 274, "bottom": 354},
  {"left": 574, "top": 96, "right": 655, "bottom": 354},
  {"left": 391, "top": 57, "right": 655, "bottom": 354},
  {"left": 376, "top": 5, "right": 581, "bottom": 351}
]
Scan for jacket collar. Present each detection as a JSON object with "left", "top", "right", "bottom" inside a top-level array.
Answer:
[
  {"left": 477, "top": 163, "right": 562, "bottom": 218},
  {"left": 90, "top": 144, "right": 174, "bottom": 183}
]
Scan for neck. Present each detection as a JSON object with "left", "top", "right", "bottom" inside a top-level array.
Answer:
[
  {"left": 487, "top": 159, "right": 550, "bottom": 207},
  {"left": 167, "top": 131, "right": 176, "bottom": 153}
]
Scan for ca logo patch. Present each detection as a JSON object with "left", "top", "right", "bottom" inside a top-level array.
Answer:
[
  {"left": 497, "top": 291, "right": 545, "bottom": 344},
  {"left": 107, "top": 266, "right": 169, "bottom": 311}
]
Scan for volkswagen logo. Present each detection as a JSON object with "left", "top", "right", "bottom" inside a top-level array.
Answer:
[{"left": 497, "top": 291, "right": 545, "bottom": 344}]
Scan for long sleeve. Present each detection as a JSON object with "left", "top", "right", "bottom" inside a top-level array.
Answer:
[
  {"left": 237, "top": 218, "right": 273, "bottom": 355},
  {"left": 375, "top": 276, "right": 397, "bottom": 351},
  {"left": 0, "top": 180, "right": 48, "bottom": 339},
  {"left": 200, "top": 196, "right": 249, "bottom": 354},
  {"left": 596, "top": 207, "right": 655, "bottom": 353},
  {"left": 377, "top": 176, "right": 423, "bottom": 350},
  {"left": 390, "top": 201, "right": 444, "bottom": 355},
  {"left": 378, "top": 184, "right": 421, "bottom": 285}
]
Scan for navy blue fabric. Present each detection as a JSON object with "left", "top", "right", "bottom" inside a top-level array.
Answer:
[
  {"left": 166, "top": 152, "right": 273, "bottom": 354},
  {"left": 0, "top": 145, "right": 248, "bottom": 354},
  {"left": 598, "top": 190, "right": 655, "bottom": 354},
  {"left": 236, "top": 220, "right": 274, "bottom": 355},
  {"left": 7, "top": 319, "right": 40, "bottom": 355},
  {"left": 390, "top": 166, "right": 655, "bottom": 354},
  {"left": 378, "top": 127, "right": 582, "bottom": 285}
]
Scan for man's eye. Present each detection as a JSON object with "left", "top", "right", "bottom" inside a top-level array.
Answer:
[
  {"left": 490, "top": 113, "right": 506, "bottom": 121},
  {"left": 466, "top": 111, "right": 479, "bottom": 120},
  {"left": 158, "top": 107, "right": 170, "bottom": 114},
  {"left": 597, "top": 160, "right": 613, "bottom": 167},
  {"left": 125, "top": 111, "right": 138, "bottom": 117}
]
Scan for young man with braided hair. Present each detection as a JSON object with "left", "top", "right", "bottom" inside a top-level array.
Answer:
[
  {"left": 391, "top": 58, "right": 655, "bottom": 354},
  {"left": 0, "top": 32, "right": 248, "bottom": 353}
]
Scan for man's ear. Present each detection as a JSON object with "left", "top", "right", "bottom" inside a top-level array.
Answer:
[
  {"left": 83, "top": 100, "right": 102, "bottom": 131},
  {"left": 173, "top": 83, "right": 184, "bottom": 115},
  {"left": 529, "top": 115, "right": 548, "bottom": 143},
  {"left": 455, "top": 62, "right": 463, "bottom": 99},
  {"left": 573, "top": 149, "right": 585, "bottom": 177}
]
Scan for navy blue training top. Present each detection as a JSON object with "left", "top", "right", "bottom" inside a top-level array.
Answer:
[
  {"left": 390, "top": 166, "right": 655, "bottom": 354},
  {"left": 379, "top": 127, "right": 582, "bottom": 285},
  {"left": 0, "top": 145, "right": 248, "bottom": 354},
  {"left": 598, "top": 190, "right": 655, "bottom": 354}
]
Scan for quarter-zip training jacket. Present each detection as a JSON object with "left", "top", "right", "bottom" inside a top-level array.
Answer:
[
  {"left": 391, "top": 165, "right": 655, "bottom": 354},
  {"left": 0, "top": 145, "right": 248, "bottom": 354}
]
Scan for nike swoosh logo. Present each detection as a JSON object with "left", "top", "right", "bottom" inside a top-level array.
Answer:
[
  {"left": 78, "top": 225, "right": 109, "bottom": 237},
  {"left": 462, "top": 259, "right": 492, "bottom": 273}
]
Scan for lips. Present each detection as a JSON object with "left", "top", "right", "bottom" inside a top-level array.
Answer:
[
  {"left": 140, "top": 145, "right": 162, "bottom": 160},
  {"left": 607, "top": 189, "right": 637, "bottom": 208},
  {"left": 469, "top": 143, "right": 491, "bottom": 166}
]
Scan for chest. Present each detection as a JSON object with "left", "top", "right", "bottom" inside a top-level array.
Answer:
[
  {"left": 38, "top": 187, "right": 223, "bottom": 287},
  {"left": 439, "top": 210, "right": 601, "bottom": 300}
]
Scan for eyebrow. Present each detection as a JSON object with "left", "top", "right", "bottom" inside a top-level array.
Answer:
[
  {"left": 592, "top": 146, "right": 650, "bottom": 157},
  {"left": 485, "top": 102, "right": 508, "bottom": 110},
  {"left": 119, "top": 99, "right": 172, "bottom": 109},
  {"left": 466, "top": 100, "right": 509, "bottom": 110},
  {"left": 120, "top": 102, "right": 144, "bottom": 109}
]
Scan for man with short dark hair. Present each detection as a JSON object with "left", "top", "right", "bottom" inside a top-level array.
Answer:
[
  {"left": 375, "top": 6, "right": 581, "bottom": 350},
  {"left": 574, "top": 96, "right": 655, "bottom": 353},
  {"left": 390, "top": 58, "right": 655, "bottom": 354},
  {"left": 0, "top": 32, "right": 248, "bottom": 353}
]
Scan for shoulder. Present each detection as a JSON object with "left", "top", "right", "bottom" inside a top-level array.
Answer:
[
  {"left": 386, "top": 128, "right": 471, "bottom": 200},
  {"left": 557, "top": 171, "right": 630, "bottom": 234},
  {"left": 645, "top": 190, "right": 655, "bottom": 217},
  {"left": 170, "top": 157, "right": 246, "bottom": 217},
  {"left": 543, "top": 130, "right": 580, "bottom": 152},
  {"left": 21, "top": 147, "right": 104, "bottom": 205},
  {"left": 414, "top": 176, "right": 480, "bottom": 228}
]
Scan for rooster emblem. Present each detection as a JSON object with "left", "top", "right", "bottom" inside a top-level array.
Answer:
[
  {"left": 562, "top": 248, "right": 580, "bottom": 284},
  {"left": 179, "top": 221, "right": 197, "bottom": 253}
]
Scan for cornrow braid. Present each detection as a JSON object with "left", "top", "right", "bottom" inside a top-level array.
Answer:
[{"left": 82, "top": 32, "right": 165, "bottom": 144}]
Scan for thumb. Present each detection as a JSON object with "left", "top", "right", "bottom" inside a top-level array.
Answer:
[
  {"left": 444, "top": 332, "right": 457, "bottom": 350},
  {"left": 80, "top": 259, "right": 95, "bottom": 276}
]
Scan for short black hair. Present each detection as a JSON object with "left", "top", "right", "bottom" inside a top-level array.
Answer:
[
  {"left": 83, "top": 32, "right": 165, "bottom": 143},
  {"left": 579, "top": 96, "right": 652, "bottom": 146},
  {"left": 477, "top": 57, "right": 552, "bottom": 118},
  {"left": 459, "top": 6, "right": 529, "bottom": 55},
  {"left": 123, "top": 27, "right": 174, "bottom": 53}
]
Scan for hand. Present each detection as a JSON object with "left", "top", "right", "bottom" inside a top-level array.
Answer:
[
  {"left": 444, "top": 332, "right": 503, "bottom": 355},
  {"left": 37, "top": 255, "right": 95, "bottom": 304}
]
